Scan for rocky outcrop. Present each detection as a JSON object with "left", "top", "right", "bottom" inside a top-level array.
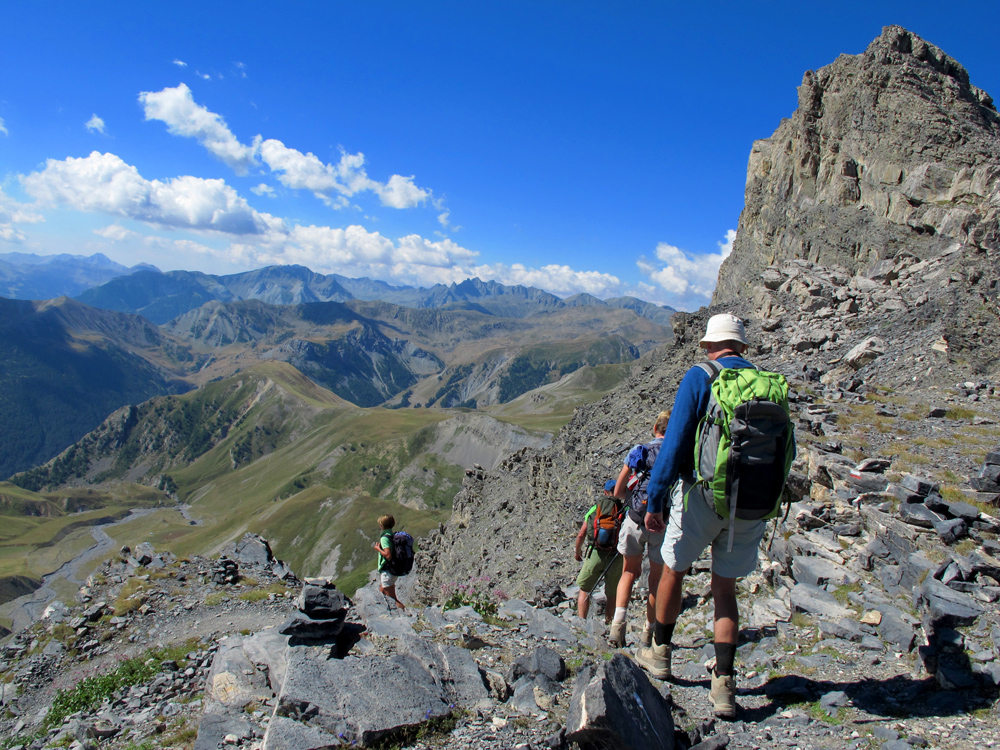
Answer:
[
  {"left": 715, "top": 25, "right": 1000, "bottom": 308},
  {"left": 410, "top": 25, "right": 1000, "bottom": 746}
]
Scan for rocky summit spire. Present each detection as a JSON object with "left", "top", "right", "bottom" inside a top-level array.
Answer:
[{"left": 714, "top": 25, "right": 1000, "bottom": 306}]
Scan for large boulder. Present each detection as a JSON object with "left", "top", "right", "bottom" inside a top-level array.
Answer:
[
  {"left": 204, "top": 634, "right": 275, "bottom": 708},
  {"left": 261, "top": 636, "right": 491, "bottom": 749},
  {"left": 565, "top": 654, "right": 674, "bottom": 750},
  {"left": 234, "top": 533, "right": 275, "bottom": 567}
]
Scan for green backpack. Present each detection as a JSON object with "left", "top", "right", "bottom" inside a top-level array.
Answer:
[{"left": 689, "top": 361, "right": 795, "bottom": 535}]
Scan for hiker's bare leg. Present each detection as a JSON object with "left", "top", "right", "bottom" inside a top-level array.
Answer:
[
  {"left": 384, "top": 584, "right": 405, "bottom": 610},
  {"left": 646, "top": 561, "right": 664, "bottom": 624},
  {"left": 655, "top": 565, "right": 686, "bottom": 625},
  {"left": 711, "top": 573, "right": 738, "bottom": 644},
  {"left": 615, "top": 554, "right": 641, "bottom": 610},
  {"left": 577, "top": 589, "right": 590, "bottom": 619}
]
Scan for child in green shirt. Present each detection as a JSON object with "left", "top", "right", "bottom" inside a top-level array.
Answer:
[{"left": 373, "top": 514, "right": 405, "bottom": 610}]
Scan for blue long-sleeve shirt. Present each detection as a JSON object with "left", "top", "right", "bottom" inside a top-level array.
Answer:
[{"left": 645, "top": 355, "right": 754, "bottom": 514}]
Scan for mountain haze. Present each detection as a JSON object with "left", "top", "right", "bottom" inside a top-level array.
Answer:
[
  {"left": 0, "top": 297, "right": 192, "bottom": 479},
  {"left": 1, "top": 283, "right": 669, "bottom": 476},
  {"left": 76, "top": 265, "right": 676, "bottom": 325},
  {"left": 0, "top": 251, "right": 152, "bottom": 301}
]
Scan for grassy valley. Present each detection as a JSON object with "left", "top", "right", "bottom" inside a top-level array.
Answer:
[
  {"left": 0, "top": 356, "right": 592, "bottom": 621},
  {"left": 0, "top": 274, "right": 665, "bottom": 621}
]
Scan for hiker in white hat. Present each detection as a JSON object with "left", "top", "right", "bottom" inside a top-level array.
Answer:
[
  {"left": 635, "top": 313, "right": 766, "bottom": 719},
  {"left": 698, "top": 313, "right": 749, "bottom": 349}
]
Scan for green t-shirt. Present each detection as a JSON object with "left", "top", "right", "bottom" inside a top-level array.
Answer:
[{"left": 377, "top": 530, "right": 394, "bottom": 572}]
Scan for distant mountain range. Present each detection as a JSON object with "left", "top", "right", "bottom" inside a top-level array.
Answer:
[
  {"left": 0, "top": 250, "right": 674, "bottom": 325},
  {"left": 75, "top": 264, "right": 674, "bottom": 326},
  {"left": 0, "top": 252, "right": 155, "bottom": 301},
  {"left": 0, "top": 258, "right": 675, "bottom": 478}
]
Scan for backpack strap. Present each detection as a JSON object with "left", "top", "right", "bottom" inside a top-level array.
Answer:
[
  {"left": 695, "top": 360, "right": 724, "bottom": 380},
  {"left": 696, "top": 359, "right": 759, "bottom": 380}
]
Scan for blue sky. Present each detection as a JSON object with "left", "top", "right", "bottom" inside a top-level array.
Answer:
[{"left": 1, "top": 2, "right": 998, "bottom": 310}]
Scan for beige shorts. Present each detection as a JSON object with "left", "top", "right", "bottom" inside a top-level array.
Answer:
[
  {"left": 379, "top": 570, "right": 399, "bottom": 588},
  {"left": 659, "top": 480, "right": 767, "bottom": 579},
  {"left": 616, "top": 514, "right": 664, "bottom": 565}
]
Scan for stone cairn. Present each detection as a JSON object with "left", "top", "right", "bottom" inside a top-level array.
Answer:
[
  {"left": 970, "top": 449, "right": 1000, "bottom": 507},
  {"left": 278, "top": 578, "right": 349, "bottom": 640},
  {"left": 211, "top": 557, "right": 239, "bottom": 585}
]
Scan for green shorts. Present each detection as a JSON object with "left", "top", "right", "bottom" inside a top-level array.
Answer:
[{"left": 575, "top": 548, "right": 623, "bottom": 596}]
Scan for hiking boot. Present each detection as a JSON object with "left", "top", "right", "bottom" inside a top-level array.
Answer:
[
  {"left": 608, "top": 620, "right": 626, "bottom": 648},
  {"left": 640, "top": 621, "right": 653, "bottom": 648},
  {"left": 709, "top": 668, "right": 737, "bottom": 719},
  {"left": 635, "top": 641, "right": 671, "bottom": 679}
]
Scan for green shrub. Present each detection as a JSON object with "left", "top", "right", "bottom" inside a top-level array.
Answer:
[
  {"left": 45, "top": 656, "right": 158, "bottom": 730},
  {"left": 441, "top": 576, "right": 508, "bottom": 618},
  {"left": 238, "top": 590, "right": 270, "bottom": 603}
]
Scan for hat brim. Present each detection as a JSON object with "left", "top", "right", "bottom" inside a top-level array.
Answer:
[{"left": 699, "top": 334, "right": 749, "bottom": 347}]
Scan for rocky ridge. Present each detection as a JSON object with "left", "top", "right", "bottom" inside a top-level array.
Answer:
[
  {"left": 715, "top": 24, "right": 1000, "bottom": 307},
  {"left": 3, "top": 522, "right": 998, "bottom": 750},
  {"left": 406, "top": 23, "right": 1000, "bottom": 749}
]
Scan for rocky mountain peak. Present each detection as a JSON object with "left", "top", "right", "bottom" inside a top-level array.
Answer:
[{"left": 715, "top": 25, "right": 1000, "bottom": 306}]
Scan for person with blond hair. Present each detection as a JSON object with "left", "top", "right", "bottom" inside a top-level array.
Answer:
[{"left": 607, "top": 410, "right": 670, "bottom": 648}]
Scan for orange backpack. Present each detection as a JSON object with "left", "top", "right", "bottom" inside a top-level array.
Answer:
[{"left": 590, "top": 497, "right": 625, "bottom": 552}]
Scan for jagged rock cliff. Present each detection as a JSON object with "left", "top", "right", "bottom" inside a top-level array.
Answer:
[
  {"left": 414, "top": 27, "right": 1000, "bottom": 604},
  {"left": 413, "top": 25, "right": 1000, "bottom": 740},
  {"left": 715, "top": 25, "right": 1000, "bottom": 316}
]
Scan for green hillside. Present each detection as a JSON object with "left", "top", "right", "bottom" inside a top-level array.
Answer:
[
  {"left": 4, "top": 365, "right": 464, "bottom": 598},
  {"left": 0, "top": 345, "right": 632, "bottom": 608},
  {"left": 0, "top": 298, "right": 187, "bottom": 478}
]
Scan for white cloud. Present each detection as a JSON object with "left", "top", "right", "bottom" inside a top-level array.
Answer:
[
  {"left": 251, "top": 183, "right": 275, "bottom": 197},
  {"left": 138, "top": 85, "right": 435, "bottom": 211},
  {"left": 94, "top": 223, "right": 136, "bottom": 241},
  {"left": 257, "top": 139, "right": 429, "bottom": 209},
  {"left": 0, "top": 186, "right": 44, "bottom": 243},
  {"left": 396, "top": 234, "right": 476, "bottom": 267},
  {"left": 173, "top": 59, "right": 187, "bottom": 67},
  {"left": 139, "top": 83, "right": 257, "bottom": 174},
  {"left": 23, "top": 151, "right": 275, "bottom": 235},
  {"left": 85, "top": 114, "right": 106, "bottom": 134},
  {"left": 0, "top": 117, "right": 7, "bottom": 136},
  {"left": 375, "top": 174, "right": 430, "bottom": 209},
  {"left": 215, "top": 229, "right": 618, "bottom": 297},
  {"left": 437, "top": 211, "right": 450, "bottom": 228},
  {"left": 637, "top": 229, "right": 736, "bottom": 310},
  {"left": 17, "top": 151, "right": 619, "bottom": 302},
  {"left": 470, "top": 263, "right": 622, "bottom": 298},
  {"left": 143, "top": 236, "right": 216, "bottom": 257},
  {"left": 257, "top": 139, "right": 341, "bottom": 195}
]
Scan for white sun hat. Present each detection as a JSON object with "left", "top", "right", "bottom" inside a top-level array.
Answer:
[{"left": 699, "top": 313, "right": 749, "bottom": 348}]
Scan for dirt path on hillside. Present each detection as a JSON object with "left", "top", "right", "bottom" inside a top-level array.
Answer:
[{"left": 1, "top": 509, "right": 155, "bottom": 633}]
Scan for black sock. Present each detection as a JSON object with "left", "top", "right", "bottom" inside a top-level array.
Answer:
[
  {"left": 715, "top": 642, "right": 737, "bottom": 675},
  {"left": 653, "top": 621, "right": 675, "bottom": 648}
]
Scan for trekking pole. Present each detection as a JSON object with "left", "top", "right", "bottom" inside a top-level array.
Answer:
[{"left": 584, "top": 551, "right": 621, "bottom": 608}]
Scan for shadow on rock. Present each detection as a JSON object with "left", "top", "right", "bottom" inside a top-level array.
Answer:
[{"left": 752, "top": 672, "right": 998, "bottom": 720}]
